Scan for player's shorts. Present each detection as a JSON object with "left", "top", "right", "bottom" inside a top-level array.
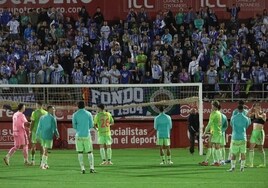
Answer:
[
  {"left": 76, "top": 136, "right": 93, "bottom": 153},
  {"left": 156, "top": 138, "right": 170, "bottom": 146},
  {"left": 41, "top": 139, "right": 53, "bottom": 149},
  {"left": 231, "top": 140, "right": 247, "bottom": 154},
  {"left": 221, "top": 132, "right": 226, "bottom": 146},
  {"left": 14, "top": 133, "right": 29, "bottom": 147},
  {"left": 210, "top": 134, "right": 222, "bottom": 144},
  {"left": 31, "top": 132, "right": 40, "bottom": 144},
  {"left": 250, "top": 129, "right": 265, "bottom": 145},
  {"left": 98, "top": 135, "right": 112, "bottom": 145}
]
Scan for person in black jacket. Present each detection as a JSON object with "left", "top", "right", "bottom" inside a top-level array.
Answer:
[{"left": 188, "top": 108, "right": 199, "bottom": 154}]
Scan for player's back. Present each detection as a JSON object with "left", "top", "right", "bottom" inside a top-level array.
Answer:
[
  {"left": 154, "top": 113, "right": 172, "bottom": 138},
  {"left": 94, "top": 111, "right": 113, "bottom": 136},
  {"left": 12, "top": 111, "right": 26, "bottom": 133},
  {"left": 209, "top": 110, "right": 222, "bottom": 135},
  {"left": 31, "top": 109, "right": 47, "bottom": 132},
  {"left": 231, "top": 113, "right": 251, "bottom": 141},
  {"left": 72, "top": 109, "right": 93, "bottom": 137},
  {"left": 38, "top": 113, "right": 58, "bottom": 140}
]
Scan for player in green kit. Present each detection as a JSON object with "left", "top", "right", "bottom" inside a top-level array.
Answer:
[
  {"left": 226, "top": 101, "right": 248, "bottom": 163},
  {"left": 30, "top": 101, "right": 47, "bottom": 165},
  {"left": 154, "top": 106, "right": 173, "bottom": 165},
  {"left": 218, "top": 105, "right": 228, "bottom": 165},
  {"left": 227, "top": 105, "right": 251, "bottom": 172},
  {"left": 72, "top": 101, "right": 96, "bottom": 174},
  {"left": 36, "top": 106, "right": 59, "bottom": 170},
  {"left": 247, "top": 102, "right": 267, "bottom": 168},
  {"left": 200, "top": 101, "right": 222, "bottom": 166},
  {"left": 94, "top": 104, "right": 114, "bottom": 165}
]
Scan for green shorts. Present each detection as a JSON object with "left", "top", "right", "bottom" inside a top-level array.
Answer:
[
  {"left": 98, "top": 135, "right": 112, "bottom": 145},
  {"left": 156, "top": 138, "right": 170, "bottom": 146},
  {"left": 41, "top": 139, "right": 53, "bottom": 149},
  {"left": 250, "top": 129, "right": 265, "bottom": 145},
  {"left": 231, "top": 140, "right": 247, "bottom": 154},
  {"left": 31, "top": 132, "right": 40, "bottom": 144},
  {"left": 221, "top": 132, "right": 226, "bottom": 146},
  {"left": 76, "top": 136, "right": 93, "bottom": 153},
  {"left": 210, "top": 134, "right": 222, "bottom": 144}
]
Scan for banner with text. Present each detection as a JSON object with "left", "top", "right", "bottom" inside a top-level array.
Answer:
[{"left": 0, "top": 0, "right": 266, "bottom": 20}]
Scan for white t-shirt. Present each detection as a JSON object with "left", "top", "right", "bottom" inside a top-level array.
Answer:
[{"left": 7, "top": 20, "right": 20, "bottom": 34}]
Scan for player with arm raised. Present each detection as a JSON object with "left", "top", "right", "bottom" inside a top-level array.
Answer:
[
  {"left": 4, "top": 103, "right": 31, "bottom": 166},
  {"left": 72, "top": 101, "right": 96, "bottom": 174},
  {"left": 227, "top": 105, "right": 251, "bottom": 172},
  {"left": 247, "top": 102, "right": 267, "bottom": 168},
  {"left": 30, "top": 101, "right": 47, "bottom": 165},
  {"left": 94, "top": 103, "right": 114, "bottom": 165},
  {"left": 36, "top": 106, "right": 59, "bottom": 170},
  {"left": 154, "top": 106, "right": 173, "bottom": 165}
]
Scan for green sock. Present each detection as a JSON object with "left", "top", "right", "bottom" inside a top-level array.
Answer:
[
  {"left": 212, "top": 148, "right": 216, "bottom": 162},
  {"left": 45, "top": 156, "right": 48, "bottom": 165},
  {"left": 167, "top": 155, "right": 171, "bottom": 161},
  {"left": 107, "top": 148, "right": 112, "bottom": 161},
  {"left": 215, "top": 149, "right": 221, "bottom": 163},
  {"left": 41, "top": 155, "right": 46, "bottom": 166},
  {"left": 221, "top": 147, "right": 225, "bottom": 161},
  {"left": 100, "top": 148, "right": 106, "bottom": 161},
  {"left": 78, "top": 153, "right": 84, "bottom": 168},
  {"left": 261, "top": 151, "right": 266, "bottom": 166},
  {"left": 240, "top": 160, "right": 245, "bottom": 169},
  {"left": 205, "top": 148, "right": 212, "bottom": 162},
  {"left": 249, "top": 150, "right": 254, "bottom": 166},
  {"left": 88, "top": 153, "right": 94, "bottom": 169},
  {"left": 161, "top": 155, "right": 165, "bottom": 161},
  {"left": 231, "top": 160, "right": 236, "bottom": 169}
]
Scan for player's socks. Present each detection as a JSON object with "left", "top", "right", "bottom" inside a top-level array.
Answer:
[
  {"left": 248, "top": 150, "right": 254, "bottom": 167},
  {"left": 215, "top": 149, "right": 221, "bottom": 163},
  {"left": 78, "top": 153, "right": 84, "bottom": 170},
  {"left": 88, "top": 153, "right": 94, "bottom": 169},
  {"left": 167, "top": 155, "right": 173, "bottom": 164},
  {"left": 260, "top": 151, "right": 266, "bottom": 167},
  {"left": 240, "top": 160, "right": 245, "bottom": 169},
  {"left": 23, "top": 145, "right": 29, "bottom": 162},
  {"left": 41, "top": 155, "right": 46, "bottom": 167},
  {"left": 212, "top": 148, "right": 215, "bottom": 162},
  {"left": 231, "top": 160, "right": 236, "bottom": 169},
  {"left": 107, "top": 148, "right": 112, "bottom": 161},
  {"left": 221, "top": 147, "right": 226, "bottom": 161},
  {"left": 45, "top": 156, "right": 48, "bottom": 165},
  {"left": 100, "top": 148, "right": 106, "bottom": 161},
  {"left": 205, "top": 148, "right": 212, "bottom": 162}
]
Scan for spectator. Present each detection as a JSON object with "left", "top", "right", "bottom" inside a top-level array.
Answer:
[
  {"left": 120, "top": 65, "right": 131, "bottom": 84},
  {"left": 179, "top": 68, "right": 190, "bottom": 83},
  {"left": 226, "top": 4, "right": 240, "bottom": 20},
  {"left": 93, "top": 7, "right": 104, "bottom": 29}
]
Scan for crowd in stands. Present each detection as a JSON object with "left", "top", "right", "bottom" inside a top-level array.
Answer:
[{"left": 0, "top": 5, "right": 268, "bottom": 99}]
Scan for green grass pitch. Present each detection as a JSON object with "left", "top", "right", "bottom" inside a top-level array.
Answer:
[{"left": 1, "top": 148, "right": 268, "bottom": 188}]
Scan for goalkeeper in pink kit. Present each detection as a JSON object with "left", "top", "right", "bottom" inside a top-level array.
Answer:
[{"left": 4, "top": 103, "right": 31, "bottom": 166}]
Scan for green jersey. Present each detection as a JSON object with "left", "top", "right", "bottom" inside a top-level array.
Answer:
[
  {"left": 31, "top": 109, "right": 47, "bottom": 132},
  {"left": 205, "top": 110, "right": 222, "bottom": 136},
  {"left": 94, "top": 111, "right": 114, "bottom": 136}
]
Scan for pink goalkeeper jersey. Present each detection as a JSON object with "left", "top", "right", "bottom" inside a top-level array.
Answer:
[{"left": 13, "top": 111, "right": 28, "bottom": 137}]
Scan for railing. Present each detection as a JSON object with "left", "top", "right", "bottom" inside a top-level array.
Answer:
[{"left": 203, "top": 83, "right": 268, "bottom": 102}]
